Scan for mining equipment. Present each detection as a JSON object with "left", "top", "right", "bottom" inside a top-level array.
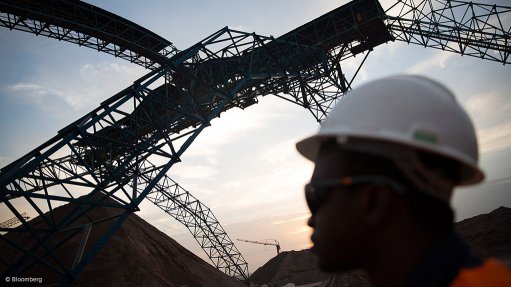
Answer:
[{"left": 237, "top": 239, "right": 281, "bottom": 255}]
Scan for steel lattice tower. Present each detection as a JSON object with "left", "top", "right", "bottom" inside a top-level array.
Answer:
[{"left": 0, "top": 0, "right": 510, "bottom": 285}]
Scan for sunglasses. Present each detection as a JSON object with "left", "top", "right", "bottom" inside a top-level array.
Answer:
[{"left": 304, "top": 175, "right": 406, "bottom": 213}]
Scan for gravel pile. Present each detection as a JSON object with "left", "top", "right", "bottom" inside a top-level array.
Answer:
[{"left": 0, "top": 198, "right": 245, "bottom": 287}]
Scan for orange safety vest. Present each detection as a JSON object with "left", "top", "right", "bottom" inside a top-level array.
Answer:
[{"left": 450, "top": 258, "right": 511, "bottom": 287}]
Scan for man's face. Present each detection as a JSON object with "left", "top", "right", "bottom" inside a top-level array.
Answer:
[{"left": 307, "top": 147, "right": 368, "bottom": 272}]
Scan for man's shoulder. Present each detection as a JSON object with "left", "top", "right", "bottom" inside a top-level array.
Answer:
[{"left": 450, "top": 258, "right": 511, "bottom": 287}]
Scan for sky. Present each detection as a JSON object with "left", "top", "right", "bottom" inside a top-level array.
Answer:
[{"left": 0, "top": 0, "right": 510, "bottom": 274}]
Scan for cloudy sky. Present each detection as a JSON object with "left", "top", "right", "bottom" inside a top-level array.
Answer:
[{"left": 1, "top": 0, "right": 510, "bottom": 273}]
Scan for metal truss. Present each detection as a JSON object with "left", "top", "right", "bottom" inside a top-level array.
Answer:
[
  {"left": 0, "top": 29, "right": 250, "bottom": 284},
  {"left": 145, "top": 173, "right": 249, "bottom": 279},
  {"left": 384, "top": 0, "right": 511, "bottom": 64},
  {"left": 264, "top": 0, "right": 390, "bottom": 121},
  {"left": 0, "top": 18, "right": 368, "bottom": 282},
  {"left": 0, "top": 0, "right": 178, "bottom": 69}
]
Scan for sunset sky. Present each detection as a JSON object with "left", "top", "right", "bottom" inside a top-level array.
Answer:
[{"left": 1, "top": 0, "right": 510, "bottom": 273}]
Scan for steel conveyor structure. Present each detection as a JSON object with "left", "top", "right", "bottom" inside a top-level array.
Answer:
[{"left": 0, "top": 0, "right": 178, "bottom": 69}]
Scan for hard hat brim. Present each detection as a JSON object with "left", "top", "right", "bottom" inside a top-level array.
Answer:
[{"left": 296, "top": 133, "right": 485, "bottom": 186}]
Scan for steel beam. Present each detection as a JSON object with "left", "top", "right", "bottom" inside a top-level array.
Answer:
[
  {"left": 384, "top": 0, "right": 511, "bottom": 64},
  {"left": 0, "top": 0, "right": 178, "bottom": 69}
]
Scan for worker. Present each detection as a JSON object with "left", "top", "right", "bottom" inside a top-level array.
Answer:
[{"left": 295, "top": 75, "right": 511, "bottom": 287}]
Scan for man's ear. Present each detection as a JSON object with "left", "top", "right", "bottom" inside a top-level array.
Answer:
[{"left": 360, "top": 185, "right": 394, "bottom": 225}]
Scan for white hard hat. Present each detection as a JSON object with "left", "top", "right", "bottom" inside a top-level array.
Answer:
[{"left": 296, "top": 75, "right": 484, "bottom": 200}]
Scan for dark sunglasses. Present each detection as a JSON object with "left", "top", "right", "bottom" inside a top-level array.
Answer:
[{"left": 304, "top": 175, "right": 406, "bottom": 213}]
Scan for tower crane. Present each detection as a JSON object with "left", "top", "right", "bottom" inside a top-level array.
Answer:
[
  {"left": 237, "top": 239, "right": 281, "bottom": 255},
  {"left": 0, "top": 212, "right": 29, "bottom": 229},
  {"left": 0, "top": 0, "right": 509, "bottom": 284}
]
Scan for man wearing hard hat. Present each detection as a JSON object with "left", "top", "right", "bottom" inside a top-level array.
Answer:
[{"left": 296, "top": 75, "right": 511, "bottom": 287}]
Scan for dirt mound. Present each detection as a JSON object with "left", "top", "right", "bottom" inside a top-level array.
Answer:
[
  {"left": 250, "top": 206, "right": 511, "bottom": 287},
  {"left": 249, "top": 249, "right": 370, "bottom": 287},
  {"left": 0, "top": 199, "right": 244, "bottom": 287},
  {"left": 456, "top": 206, "right": 511, "bottom": 265},
  {"left": 249, "top": 249, "right": 328, "bottom": 286}
]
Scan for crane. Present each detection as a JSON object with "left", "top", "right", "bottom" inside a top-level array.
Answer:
[
  {"left": 0, "top": 0, "right": 509, "bottom": 284},
  {"left": 237, "top": 239, "right": 281, "bottom": 255},
  {"left": 0, "top": 212, "right": 29, "bottom": 229}
]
